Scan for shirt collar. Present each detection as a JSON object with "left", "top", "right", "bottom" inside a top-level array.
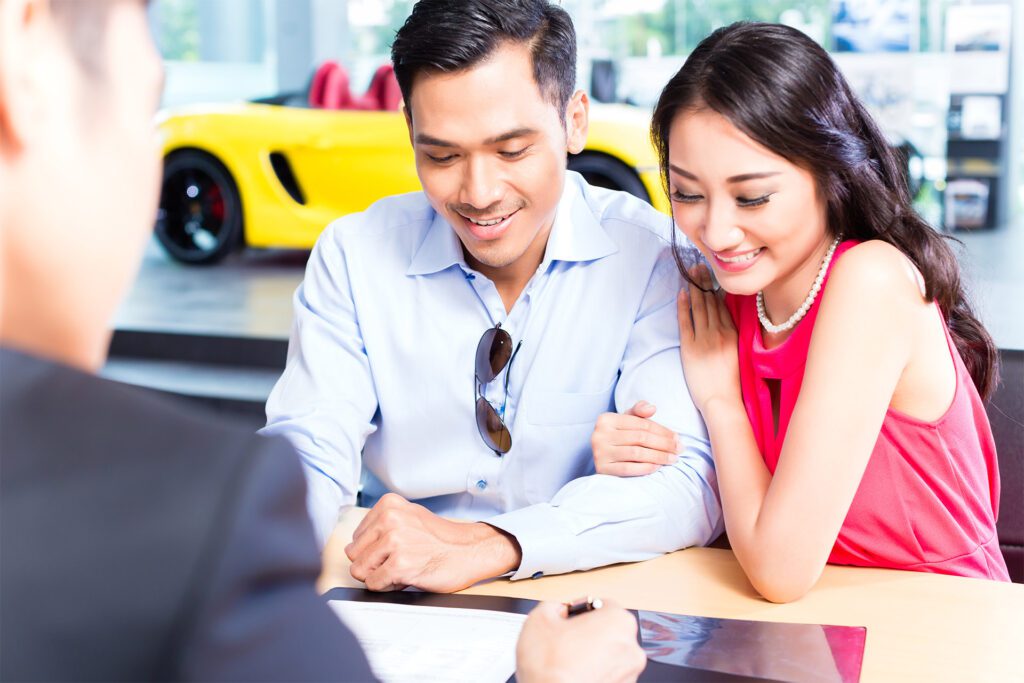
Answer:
[
  {"left": 542, "top": 173, "right": 619, "bottom": 267},
  {"left": 406, "top": 209, "right": 468, "bottom": 276},
  {"left": 405, "top": 173, "right": 619, "bottom": 277}
]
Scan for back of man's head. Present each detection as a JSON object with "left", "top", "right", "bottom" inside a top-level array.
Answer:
[
  {"left": 0, "top": 0, "right": 162, "bottom": 371},
  {"left": 390, "top": 0, "right": 577, "bottom": 118}
]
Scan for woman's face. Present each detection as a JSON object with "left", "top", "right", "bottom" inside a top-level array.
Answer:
[{"left": 667, "top": 108, "right": 831, "bottom": 300}]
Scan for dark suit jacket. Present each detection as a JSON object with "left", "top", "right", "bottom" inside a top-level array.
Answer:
[{"left": 0, "top": 348, "right": 377, "bottom": 682}]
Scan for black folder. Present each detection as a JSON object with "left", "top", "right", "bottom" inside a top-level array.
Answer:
[{"left": 326, "top": 588, "right": 865, "bottom": 682}]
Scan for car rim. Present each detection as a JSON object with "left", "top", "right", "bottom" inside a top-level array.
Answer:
[{"left": 158, "top": 167, "right": 230, "bottom": 256}]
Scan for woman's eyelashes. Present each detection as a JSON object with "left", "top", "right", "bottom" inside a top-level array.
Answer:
[
  {"left": 670, "top": 189, "right": 775, "bottom": 207},
  {"left": 671, "top": 190, "right": 703, "bottom": 204},
  {"left": 736, "top": 193, "right": 774, "bottom": 207}
]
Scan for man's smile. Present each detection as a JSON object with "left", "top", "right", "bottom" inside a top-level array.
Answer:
[{"left": 457, "top": 208, "right": 522, "bottom": 241}]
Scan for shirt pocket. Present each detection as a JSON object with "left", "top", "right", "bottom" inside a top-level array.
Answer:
[{"left": 525, "top": 381, "right": 616, "bottom": 426}]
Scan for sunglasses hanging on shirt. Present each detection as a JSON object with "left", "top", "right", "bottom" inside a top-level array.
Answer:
[{"left": 474, "top": 323, "right": 522, "bottom": 455}]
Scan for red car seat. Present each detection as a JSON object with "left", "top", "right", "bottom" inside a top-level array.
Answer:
[
  {"left": 307, "top": 61, "right": 337, "bottom": 108},
  {"left": 308, "top": 61, "right": 354, "bottom": 109},
  {"left": 367, "top": 64, "right": 403, "bottom": 111},
  {"left": 308, "top": 61, "right": 402, "bottom": 111},
  {"left": 320, "top": 64, "right": 353, "bottom": 109}
]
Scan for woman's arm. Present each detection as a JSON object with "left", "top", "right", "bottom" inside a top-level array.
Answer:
[{"left": 690, "top": 242, "right": 926, "bottom": 602}]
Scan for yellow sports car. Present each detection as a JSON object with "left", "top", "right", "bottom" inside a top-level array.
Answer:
[{"left": 155, "top": 64, "right": 666, "bottom": 264}]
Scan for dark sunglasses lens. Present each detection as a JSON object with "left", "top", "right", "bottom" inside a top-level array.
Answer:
[
  {"left": 475, "top": 327, "right": 513, "bottom": 383},
  {"left": 476, "top": 397, "right": 511, "bottom": 454}
]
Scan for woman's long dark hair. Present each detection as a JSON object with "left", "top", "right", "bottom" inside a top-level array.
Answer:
[{"left": 652, "top": 22, "right": 998, "bottom": 399}]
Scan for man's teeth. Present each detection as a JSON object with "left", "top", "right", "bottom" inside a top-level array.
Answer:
[
  {"left": 718, "top": 248, "right": 763, "bottom": 263},
  {"left": 467, "top": 215, "right": 506, "bottom": 227}
]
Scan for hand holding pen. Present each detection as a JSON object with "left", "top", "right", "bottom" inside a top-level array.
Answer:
[{"left": 516, "top": 597, "right": 646, "bottom": 683}]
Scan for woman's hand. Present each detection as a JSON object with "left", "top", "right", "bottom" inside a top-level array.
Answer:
[
  {"left": 678, "top": 265, "right": 742, "bottom": 415},
  {"left": 591, "top": 401, "right": 680, "bottom": 476}
]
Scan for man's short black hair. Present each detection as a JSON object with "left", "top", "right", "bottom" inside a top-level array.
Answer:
[{"left": 390, "top": 0, "right": 577, "bottom": 119}]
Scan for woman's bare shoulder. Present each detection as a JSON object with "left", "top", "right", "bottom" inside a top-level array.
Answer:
[{"left": 827, "top": 239, "right": 929, "bottom": 308}]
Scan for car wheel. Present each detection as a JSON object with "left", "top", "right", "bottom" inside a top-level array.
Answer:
[
  {"left": 156, "top": 150, "right": 243, "bottom": 265},
  {"left": 568, "top": 152, "right": 650, "bottom": 204}
]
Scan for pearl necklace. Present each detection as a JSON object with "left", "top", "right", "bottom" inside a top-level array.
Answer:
[{"left": 756, "top": 237, "right": 841, "bottom": 335}]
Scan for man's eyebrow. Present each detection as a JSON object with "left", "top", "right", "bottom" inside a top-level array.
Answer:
[
  {"left": 413, "top": 128, "right": 539, "bottom": 148},
  {"left": 669, "top": 165, "right": 781, "bottom": 184},
  {"left": 483, "top": 127, "right": 538, "bottom": 145},
  {"left": 414, "top": 134, "right": 456, "bottom": 147}
]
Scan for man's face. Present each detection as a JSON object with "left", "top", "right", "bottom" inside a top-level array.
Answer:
[
  {"left": 406, "top": 41, "right": 587, "bottom": 273},
  {"left": 1, "top": 0, "right": 163, "bottom": 353}
]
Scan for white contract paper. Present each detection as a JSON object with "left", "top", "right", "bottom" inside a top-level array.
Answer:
[{"left": 329, "top": 600, "right": 527, "bottom": 683}]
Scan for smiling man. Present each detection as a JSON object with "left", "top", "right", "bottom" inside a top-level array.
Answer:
[
  {"left": 262, "top": 0, "right": 723, "bottom": 592},
  {"left": 0, "top": 1, "right": 649, "bottom": 681}
]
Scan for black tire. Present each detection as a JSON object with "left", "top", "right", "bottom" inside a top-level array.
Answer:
[
  {"left": 156, "top": 150, "right": 243, "bottom": 265},
  {"left": 568, "top": 152, "right": 650, "bottom": 204}
]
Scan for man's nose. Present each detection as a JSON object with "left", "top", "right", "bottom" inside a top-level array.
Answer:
[{"left": 459, "top": 156, "right": 504, "bottom": 213}]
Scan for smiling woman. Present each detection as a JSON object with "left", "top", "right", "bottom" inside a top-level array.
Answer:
[{"left": 593, "top": 21, "right": 1009, "bottom": 602}]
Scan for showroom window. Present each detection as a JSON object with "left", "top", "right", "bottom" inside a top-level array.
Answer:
[
  {"left": 153, "top": 0, "right": 275, "bottom": 106},
  {"left": 153, "top": 0, "right": 1020, "bottom": 227}
]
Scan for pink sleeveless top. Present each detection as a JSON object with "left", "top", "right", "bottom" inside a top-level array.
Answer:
[{"left": 725, "top": 240, "right": 1009, "bottom": 581}]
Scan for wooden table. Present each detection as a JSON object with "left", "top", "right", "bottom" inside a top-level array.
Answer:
[{"left": 320, "top": 508, "right": 1024, "bottom": 682}]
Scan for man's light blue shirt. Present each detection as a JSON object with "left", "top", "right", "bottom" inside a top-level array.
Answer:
[{"left": 261, "top": 172, "right": 722, "bottom": 580}]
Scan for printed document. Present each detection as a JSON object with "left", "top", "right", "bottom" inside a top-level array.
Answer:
[{"left": 329, "top": 600, "right": 527, "bottom": 683}]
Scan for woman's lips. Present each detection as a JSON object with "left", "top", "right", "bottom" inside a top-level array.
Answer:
[{"left": 712, "top": 247, "right": 765, "bottom": 273}]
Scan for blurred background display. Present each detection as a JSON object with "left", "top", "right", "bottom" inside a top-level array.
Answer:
[{"left": 150, "top": 0, "right": 1021, "bottom": 232}]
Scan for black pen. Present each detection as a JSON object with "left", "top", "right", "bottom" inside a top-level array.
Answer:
[{"left": 565, "top": 596, "right": 603, "bottom": 617}]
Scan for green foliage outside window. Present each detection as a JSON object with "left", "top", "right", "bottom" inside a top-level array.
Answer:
[
  {"left": 591, "top": 0, "right": 829, "bottom": 58},
  {"left": 156, "top": 0, "right": 200, "bottom": 62}
]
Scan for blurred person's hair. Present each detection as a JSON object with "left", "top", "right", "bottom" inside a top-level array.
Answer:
[
  {"left": 390, "top": 0, "right": 577, "bottom": 119},
  {"left": 651, "top": 22, "right": 998, "bottom": 398}
]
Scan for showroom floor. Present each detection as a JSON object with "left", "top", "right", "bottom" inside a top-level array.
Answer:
[{"left": 114, "top": 239, "right": 305, "bottom": 340}]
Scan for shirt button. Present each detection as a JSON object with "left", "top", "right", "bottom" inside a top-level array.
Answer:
[{"left": 476, "top": 479, "right": 488, "bottom": 490}]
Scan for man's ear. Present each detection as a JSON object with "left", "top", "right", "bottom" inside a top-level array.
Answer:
[
  {"left": 564, "top": 89, "right": 589, "bottom": 155},
  {"left": 0, "top": 0, "right": 50, "bottom": 153}
]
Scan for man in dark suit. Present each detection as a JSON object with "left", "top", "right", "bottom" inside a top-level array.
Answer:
[
  {"left": 0, "top": 1, "right": 646, "bottom": 681},
  {"left": 2, "top": 348, "right": 382, "bottom": 681}
]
